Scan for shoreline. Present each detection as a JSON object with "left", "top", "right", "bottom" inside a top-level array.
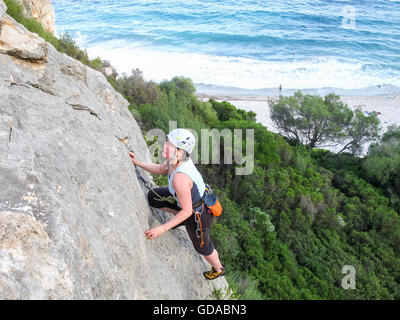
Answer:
[
  {"left": 194, "top": 83, "right": 400, "bottom": 99},
  {"left": 195, "top": 92, "right": 400, "bottom": 101}
]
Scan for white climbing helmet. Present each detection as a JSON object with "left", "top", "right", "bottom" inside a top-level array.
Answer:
[{"left": 167, "top": 128, "right": 196, "bottom": 155}]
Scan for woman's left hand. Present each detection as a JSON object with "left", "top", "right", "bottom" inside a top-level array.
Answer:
[{"left": 145, "top": 225, "right": 167, "bottom": 240}]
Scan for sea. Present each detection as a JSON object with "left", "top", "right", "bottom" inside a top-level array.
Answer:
[{"left": 52, "top": 0, "right": 400, "bottom": 96}]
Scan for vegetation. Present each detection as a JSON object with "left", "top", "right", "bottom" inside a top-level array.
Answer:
[
  {"left": 269, "top": 92, "right": 380, "bottom": 155},
  {"left": 7, "top": 0, "right": 400, "bottom": 299},
  {"left": 362, "top": 125, "right": 400, "bottom": 213}
]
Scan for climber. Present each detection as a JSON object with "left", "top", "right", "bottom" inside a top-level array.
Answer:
[{"left": 129, "top": 128, "right": 226, "bottom": 280}]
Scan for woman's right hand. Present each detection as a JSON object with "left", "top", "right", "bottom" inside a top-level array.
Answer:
[{"left": 129, "top": 152, "right": 141, "bottom": 166}]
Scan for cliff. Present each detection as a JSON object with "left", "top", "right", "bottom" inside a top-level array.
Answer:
[
  {"left": 0, "top": 0, "right": 229, "bottom": 299},
  {"left": 14, "top": 0, "right": 55, "bottom": 33}
]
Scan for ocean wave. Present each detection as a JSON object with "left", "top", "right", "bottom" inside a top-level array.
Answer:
[
  {"left": 85, "top": 41, "right": 400, "bottom": 90},
  {"left": 52, "top": 0, "right": 400, "bottom": 92}
]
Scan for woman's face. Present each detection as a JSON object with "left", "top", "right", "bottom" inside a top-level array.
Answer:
[{"left": 162, "top": 139, "right": 178, "bottom": 160}]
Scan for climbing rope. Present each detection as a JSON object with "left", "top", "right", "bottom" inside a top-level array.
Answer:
[{"left": 134, "top": 165, "right": 176, "bottom": 205}]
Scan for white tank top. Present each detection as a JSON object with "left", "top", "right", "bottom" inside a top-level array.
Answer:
[{"left": 168, "top": 158, "right": 206, "bottom": 209}]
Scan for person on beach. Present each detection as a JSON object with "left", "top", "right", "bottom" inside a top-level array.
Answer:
[{"left": 129, "top": 128, "right": 226, "bottom": 280}]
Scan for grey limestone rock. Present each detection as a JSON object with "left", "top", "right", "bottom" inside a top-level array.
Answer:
[{"left": 0, "top": 0, "right": 6, "bottom": 21}]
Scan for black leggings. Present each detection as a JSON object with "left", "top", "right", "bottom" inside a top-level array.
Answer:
[{"left": 147, "top": 187, "right": 215, "bottom": 256}]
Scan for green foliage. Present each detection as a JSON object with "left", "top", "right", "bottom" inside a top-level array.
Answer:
[
  {"left": 160, "top": 76, "right": 196, "bottom": 95},
  {"left": 338, "top": 107, "right": 380, "bottom": 156},
  {"left": 121, "top": 76, "right": 221, "bottom": 171},
  {"left": 291, "top": 145, "right": 311, "bottom": 173},
  {"left": 89, "top": 56, "right": 103, "bottom": 71},
  {"left": 217, "top": 118, "right": 281, "bottom": 167},
  {"left": 311, "top": 148, "right": 366, "bottom": 177},
  {"left": 209, "top": 99, "right": 257, "bottom": 122},
  {"left": 115, "top": 69, "right": 161, "bottom": 107},
  {"left": 249, "top": 207, "right": 275, "bottom": 233},
  {"left": 363, "top": 125, "right": 400, "bottom": 212},
  {"left": 56, "top": 32, "right": 96, "bottom": 68},
  {"left": 211, "top": 283, "right": 241, "bottom": 300}
]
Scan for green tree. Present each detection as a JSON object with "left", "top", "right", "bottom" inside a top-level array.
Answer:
[
  {"left": 337, "top": 108, "right": 380, "bottom": 156},
  {"left": 159, "top": 76, "right": 195, "bottom": 95},
  {"left": 116, "top": 68, "right": 161, "bottom": 106},
  {"left": 270, "top": 92, "right": 380, "bottom": 155}
]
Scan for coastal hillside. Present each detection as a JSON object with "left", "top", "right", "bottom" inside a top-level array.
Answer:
[{"left": 0, "top": 0, "right": 229, "bottom": 299}]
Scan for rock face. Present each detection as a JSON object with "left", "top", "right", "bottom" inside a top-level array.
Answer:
[
  {"left": 0, "top": 0, "right": 5, "bottom": 18},
  {"left": 14, "top": 0, "right": 55, "bottom": 34},
  {"left": 0, "top": 1, "right": 229, "bottom": 299},
  {"left": 0, "top": 13, "right": 48, "bottom": 60}
]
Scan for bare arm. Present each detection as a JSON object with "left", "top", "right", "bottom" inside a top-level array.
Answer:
[
  {"left": 163, "top": 173, "right": 193, "bottom": 231},
  {"left": 145, "top": 173, "right": 193, "bottom": 240},
  {"left": 129, "top": 152, "right": 168, "bottom": 175}
]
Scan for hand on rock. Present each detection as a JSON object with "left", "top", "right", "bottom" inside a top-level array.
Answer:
[
  {"left": 129, "top": 151, "right": 140, "bottom": 166},
  {"left": 145, "top": 225, "right": 167, "bottom": 240}
]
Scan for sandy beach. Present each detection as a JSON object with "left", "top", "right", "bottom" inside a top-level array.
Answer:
[{"left": 196, "top": 93, "right": 400, "bottom": 156}]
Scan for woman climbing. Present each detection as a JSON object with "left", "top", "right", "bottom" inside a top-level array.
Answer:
[{"left": 129, "top": 128, "right": 226, "bottom": 280}]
